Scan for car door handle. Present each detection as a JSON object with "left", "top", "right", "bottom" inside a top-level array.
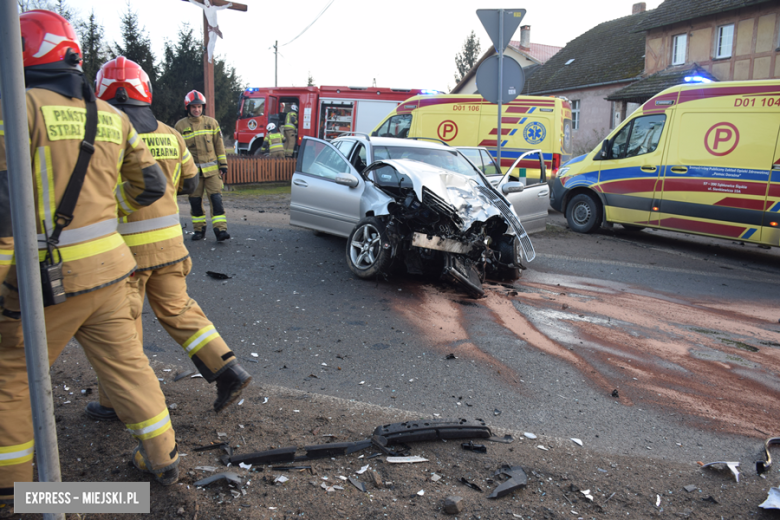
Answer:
[
  {"left": 670, "top": 166, "right": 688, "bottom": 174},
  {"left": 538, "top": 189, "right": 549, "bottom": 197},
  {"left": 293, "top": 179, "right": 308, "bottom": 187},
  {"left": 641, "top": 165, "right": 657, "bottom": 173}
]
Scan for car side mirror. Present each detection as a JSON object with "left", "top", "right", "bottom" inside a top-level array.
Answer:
[
  {"left": 335, "top": 173, "right": 359, "bottom": 188},
  {"left": 599, "top": 139, "right": 610, "bottom": 160},
  {"left": 502, "top": 182, "right": 524, "bottom": 195}
]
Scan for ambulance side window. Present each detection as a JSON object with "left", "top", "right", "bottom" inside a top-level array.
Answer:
[
  {"left": 608, "top": 114, "right": 666, "bottom": 160},
  {"left": 374, "top": 115, "right": 412, "bottom": 138}
]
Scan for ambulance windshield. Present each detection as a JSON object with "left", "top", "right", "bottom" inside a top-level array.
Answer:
[{"left": 373, "top": 114, "right": 412, "bottom": 138}]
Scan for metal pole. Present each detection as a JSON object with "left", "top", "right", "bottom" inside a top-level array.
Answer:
[
  {"left": 0, "top": 6, "right": 64, "bottom": 520},
  {"left": 274, "top": 40, "right": 278, "bottom": 87},
  {"left": 497, "top": 9, "right": 504, "bottom": 170}
]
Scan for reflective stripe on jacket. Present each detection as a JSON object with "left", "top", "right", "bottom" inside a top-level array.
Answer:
[
  {"left": 261, "top": 132, "right": 285, "bottom": 153},
  {"left": 1, "top": 89, "right": 164, "bottom": 296},
  {"left": 118, "top": 122, "right": 198, "bottom": 270},
  {"left": 174, "top": 115, "right": 227, "bottom": 176},
  {"left": 283, "top": 111, "right": 297, "bottom": 130}
]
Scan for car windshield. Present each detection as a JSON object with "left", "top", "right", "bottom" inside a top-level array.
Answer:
[{"left": 373, "top": 145, "right": 478, "bottom": 178}]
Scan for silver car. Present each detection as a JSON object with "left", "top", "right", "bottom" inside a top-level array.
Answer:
[
  {"left": 457, "top": 146, "right": 550, "bottom": 235},
  {"left": 290, "top": 136, "right": 534, "bottom": 297}
]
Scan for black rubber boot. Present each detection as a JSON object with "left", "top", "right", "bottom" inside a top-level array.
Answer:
[
  {"left": 214, "top": 228, "right": 231, "bottom": 241},
  {"left": 85, "top": 401, "right": 119, "bottom": 421},
  {"left": 191, "top": 229, "right": 205, "bottom": 241},
  {"left": 214, "top": 364, "right": 252, "bottom": 412}
]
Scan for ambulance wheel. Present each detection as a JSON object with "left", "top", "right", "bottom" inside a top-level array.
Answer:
[
  {"left": 566, "top": 193, "right": 601, "bottom": 233},
  {"left": 346, "top": 217, "right": 393, "bottom": 279}
]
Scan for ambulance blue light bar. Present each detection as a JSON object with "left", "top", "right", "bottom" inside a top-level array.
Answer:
[
  {"left": 683, "top": 76, "right": 712, "bottom": 83},
  {"left": 420, "top": 89, "right": 443, "bottom": 95}
]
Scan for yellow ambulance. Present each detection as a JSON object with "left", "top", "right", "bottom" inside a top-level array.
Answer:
[
  {"left": 550, "top": 79, "right": 780, "bottom": 247},
  {"left": 372, "top": 94, "right": 573, "bottom": 183}
]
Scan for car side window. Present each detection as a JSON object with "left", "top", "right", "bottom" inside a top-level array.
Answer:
[
  {"left": 351, "top": 143, "right": 367, "bottom": 173},
  {"left": 608, "top": 114, "right": 666, "bottom": 160},
  {"left": 334, "top": 139, "right": 355, "bottom": 157},
  {"left": 373, "top": 114, "right": 412, "bottom": 138},
  {"left": 299, "top": 140, "right": 350, "bottom": 180}
]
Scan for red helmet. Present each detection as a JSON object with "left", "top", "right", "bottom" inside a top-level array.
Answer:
[
  {"left": 184, "top": 90, "right": 207, "bottom": 109},
  {"left": 20, "top": 10, "right": 82, "bottom": 70},
  {"left": 95, "top": 56, "right": 152, "bottom": 105}
]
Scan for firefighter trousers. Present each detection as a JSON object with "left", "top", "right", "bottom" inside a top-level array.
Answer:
[
  {"left": 0, "top": 280, "right": 178, "bottom": 500},
  {"left": 98, "top": 257, "right": 235, "bottom": 410},
  {"left": 189, "top": 173, "right": 227, "bottom": 233},
  {"left": 283, "top": 128, "right": 296, "bottom": 157}
]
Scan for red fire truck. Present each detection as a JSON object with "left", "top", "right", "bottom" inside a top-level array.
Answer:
[{"left": 233, "top": 85, "right": 429, "bottom": 155}]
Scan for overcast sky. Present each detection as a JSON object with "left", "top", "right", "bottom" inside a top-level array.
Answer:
[{"left": 64, "top": 0, "right": 664, "bottom": 92}]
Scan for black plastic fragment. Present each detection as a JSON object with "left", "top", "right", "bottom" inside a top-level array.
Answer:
[
  {"left": 461, "top": 441, "right": 487, "bottom": 453},
  {"left": 488, "top": 465, "right": 527, "bottom": 499},
  {"left": 230, "top": 447, "right": 297, "bottom": 465},
  {"left": 193, "top": 442, "right": 233, "bottom": 456},
  {"left": 348, "top": 476, "right": 367, "bottom": 493},
  {"left": 270, "top": 466, "right": 312, "bottom": 471},
  {"left": 459, "top": 477, "right": 483, "bottom": 492},
  {"left": 373, "top": 418, "right": 491, "bottom": 445},
  {"left": 303, "top": 440, "right": 372, "bottom": 460},
  {"left": 756, "top": 436, "right": 780, "bottom": 474},
  {"left": 206, "top": 271, "right": 232, "bottom": 280}
]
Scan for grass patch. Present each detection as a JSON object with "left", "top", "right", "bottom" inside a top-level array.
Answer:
[
  {"left": 719, "top": 338, "right": 759, "bottom": 352},
  {"left": 225, "top": 183, "right": 291, "bottom": 197}
]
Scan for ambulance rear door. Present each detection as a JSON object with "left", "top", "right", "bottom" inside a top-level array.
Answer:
[{"left": 658, "top": 104, "right": 774, "bottom": 242}]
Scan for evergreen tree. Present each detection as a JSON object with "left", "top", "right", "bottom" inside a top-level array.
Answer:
[
  {"left": 454, "top": 31, "right": 482, "bottom": 84},
  {"left": 307, "top": 73, "right": 315, "bottom": 87},
  {"left": 77, "top": 10, "right": 107, "bottom": 83},
  {"left": 112, "top": 4, "right": 157, "bottom": 86},
  {"left": 213, "top": 56, "right": 244, "bottom": 135}
]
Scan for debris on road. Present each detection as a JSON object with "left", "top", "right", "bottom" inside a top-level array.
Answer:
[
  {"left": 386, "top": 456, "right": 428, "bottom": 464},
  {"left": 461, "top": 441, "right": 487, "bottom": 453},
  {"left": 348, "top": 476, "right": 366, "bottom": 492},
  {"left": 194, "top": 472, "right": 242, "bottom": 488},
  {"left": 523, "top": 432, "right": 537, "bottom": 440},
  {"left": 759, "top": 488, "right": 780, "bottom": 510},
  {"left": 488, "top": 434, "right": 513, "bottom": 443},
  {"left": 683, "top": 484, "right": 698, "bottom": 493},
  {"left": 698, "top": 460, "right": 740, "bottom": 482},
  {"left": 459, "top": 477, "right": 483, "bottom": 492},
  {"left": 571, "top": 438, "right": 583, "bottom": 446},
  {"left": 488, "top": 465, "right": 527, "bottom": 499},
  {"left": 443, "top": 495, "right": 464, "bottom": 514},
  {"left": 755, "top": 436, "right": 780, "bottom": 474},
  {"left": 173, "top": 369, "right": 195, "bottom": 381},
  {"left": 206, "top": 271, "right": 232, "bottom": 280}
]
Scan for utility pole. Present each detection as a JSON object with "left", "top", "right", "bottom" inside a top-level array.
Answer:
[{"left": 274, "top": 40, "right": 278, "bottom": 87}]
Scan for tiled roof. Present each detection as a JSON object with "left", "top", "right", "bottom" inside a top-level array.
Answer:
[
  {"left": 632, "top": 0, "right": 773, "bottom": 32},
  {"left": 606, "top": 64, "right": 718, "bottom": 103},
  {"left": 523, "top": 11, "right": 651, "bottom": 95},
  {"left": 508, "top": 41, "right": 563, "bottom": 64}
]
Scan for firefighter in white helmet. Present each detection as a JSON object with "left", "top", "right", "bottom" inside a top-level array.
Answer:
[
  {"left": 260, "top": 122, "right": 286, "bottom": 158},
  {"left": 282, "top": 103, "right": 298, "bottom": 158},
  {"left": 174, "top": 91, "right": 230, "bottom": 241},
  {"left": 0, "top": 11, "right": 177, "bottom": 506},
  {"left": 88, "top": 56, "right": 252, "bottom": 421}
]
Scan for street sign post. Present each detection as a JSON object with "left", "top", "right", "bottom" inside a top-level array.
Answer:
[{"left": 476, "top": 9, "right": 526, "bottom": 167}]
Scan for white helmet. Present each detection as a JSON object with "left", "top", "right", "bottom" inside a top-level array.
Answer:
[
  {"left": 291, "top": 104, "right": 298, "bottom": 112},
  {"left": 266, "top": 123, "right": 276, "bottom": 132}
]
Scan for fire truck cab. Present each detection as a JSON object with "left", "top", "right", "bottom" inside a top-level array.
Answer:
[{"left": 234, "top": 86, "right": 428, "bottom": 156}]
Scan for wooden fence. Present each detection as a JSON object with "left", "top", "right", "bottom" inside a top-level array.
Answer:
[{"left": 224, "top": 156, "right": 296, "bottom": 185}]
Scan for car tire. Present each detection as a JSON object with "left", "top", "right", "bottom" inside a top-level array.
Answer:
[
  {"left": 346, "top": 217, "right": 393, "bottom": 279},
  {"left": 491, "top": 237, "right": 521, "bottom": 281},
  {"left": 621, "top": 224, "right": 646, "bottom": 231},
  {"left": 566, "top": 193, "right": 601, "bottom": 234}
]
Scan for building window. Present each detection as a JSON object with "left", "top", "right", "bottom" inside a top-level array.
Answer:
[
  {"left": 672, "top": 33, "right": 687, "bottom": 65},
  {"left": 715, "top": 24, "right": 734, "bottom": 59},
  {"left": 571, "top": 100, "right": 580, "bottom": 130}
]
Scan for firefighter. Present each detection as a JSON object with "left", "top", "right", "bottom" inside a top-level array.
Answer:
[
  {"left": 282, "top": 103, "right": 298, "bottom": 158},
  {"left": 84, "top": 57, "right": 252, "bottom": 422},
  {"left": 260, "top": 123, "right": 285, "bottom": 158},
  {"left": 0, "top": 11, "right": 178, "bottom": 505},
  {"left": 174, "top": 91, "right": 230, "bottom": 242}
]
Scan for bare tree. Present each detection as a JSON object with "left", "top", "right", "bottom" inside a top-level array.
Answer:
[{"left": 454, "top": 31, "right": 482, "bottom": 84}]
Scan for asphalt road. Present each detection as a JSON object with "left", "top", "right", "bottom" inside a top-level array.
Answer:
[{"left": 142, "top": 200, "right": 780, "bottom": 468}]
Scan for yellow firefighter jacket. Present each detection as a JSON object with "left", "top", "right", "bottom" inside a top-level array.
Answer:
[
  {"left": 118, "top": 121, "right": 198, "bottom": 270},
  {"left": 260, "top": 131, "right": 285, "bottom": 155},
  {"left": 174, "top": 115, "right": 227, "bottom": 177},
  {"left": 0, "top": 104, "right": 10, "bottom": 285},
  {"left": 1, "top": 89, "right": 165, "bottom": 296}
]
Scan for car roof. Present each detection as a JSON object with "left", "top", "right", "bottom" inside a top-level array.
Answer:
[{"left": 333, "top": 135, "right": 455, "bottom": 151}]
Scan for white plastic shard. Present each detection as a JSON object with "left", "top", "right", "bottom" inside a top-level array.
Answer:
[
  {"left": 571, "top": 438, "right": 583, "bottom": 446},
  {"left": 523, "top": 432, "right": 537, "bottom": 439},
  {"left": 387, "top": 456, "right": 429, "bottom": 463},
  {"left": 536, "top": 445, "right": 548, "bottom": 451},
  {"left": 699, "top": 461, "right": 740, "bottom": 482},
  {"left": 759, "top": 487, "right": 780, "bottom": 509}
]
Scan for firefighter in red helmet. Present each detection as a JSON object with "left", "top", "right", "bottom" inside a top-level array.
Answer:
[
  {"left": 174, "top": 91, "right": 230, "bottom": 241},
  {"left": 88, "top": 57, "right": 251, "bottom": 422},
  {"left": 0, "top": 11, "right": 177, "bottom": 507}
]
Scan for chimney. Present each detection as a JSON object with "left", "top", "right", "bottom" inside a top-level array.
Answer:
[
  {"left": 519, "top": 25, "right": 530, "bottom": 48},
  {"left": 632, "top": 2, "right": 646, "bottom": 14}
]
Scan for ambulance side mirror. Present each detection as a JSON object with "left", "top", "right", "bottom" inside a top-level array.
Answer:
[{"left": 598, "top": 139, "right": 611, "bottom": 160}]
